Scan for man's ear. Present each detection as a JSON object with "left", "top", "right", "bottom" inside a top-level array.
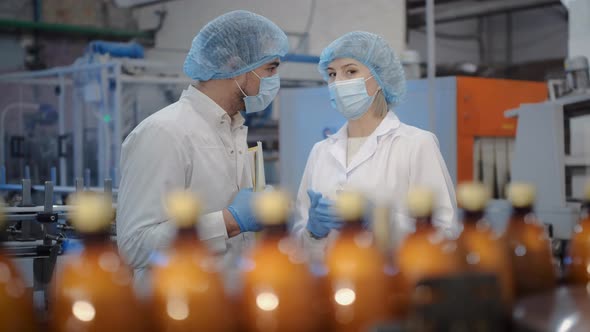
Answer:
[{"left": 233, "top": 72, "right": 248, "bottom": 86}]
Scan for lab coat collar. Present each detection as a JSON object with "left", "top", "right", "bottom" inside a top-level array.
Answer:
[
  {"left": 182, "top": 85, "right": 246, "bottom": 130},
  {"left": 329, "top": 110, "right": 401, "bottom": 142},
  {"left": 328, "top": 110, "right": 401, "bottom": 173}
]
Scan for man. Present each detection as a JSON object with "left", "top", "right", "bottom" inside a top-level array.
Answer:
[{"left": 116, "top": 10, "right": 289, "bottom": 286}]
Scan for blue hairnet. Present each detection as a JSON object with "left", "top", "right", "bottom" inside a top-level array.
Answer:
[
  {"left": 318, "top": 31, "right": 406, "bottom": 106},
  {"left": 184, "top": 10, "right": 289, "bottom": 81}
]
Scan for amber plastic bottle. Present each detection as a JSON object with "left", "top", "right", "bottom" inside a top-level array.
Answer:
[
  {"left": 324, "top": 191, "right": 397, "bottom": 332},
  {"left": 372, "top": 201, "right": 409, "bottom": 319},
  {"left": 504, "top": 183, "right": 556, "bottom": 298},
  {"left": 566, "top": 182, "right": 590, "bottom": 284},
  {"left": 396, "top": 187, "right": 464, "bottom": 291},
  {"left": 150, "top": 191, "right": 234, "bottom": 332},
  {"left": 0, "top": 201, "right": 38, "bottom": 331},
  {"left": 240, "top": 190, "right": 325, "bottom": 332},
  {"left": 456, "top": 182, "right": 514, "bottom": 307},
  {"left": 50, "top": 192, "right": 145, "bottom": 331}
]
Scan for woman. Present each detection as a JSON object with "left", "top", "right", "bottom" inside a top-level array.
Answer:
[{"left": 292, "top": 31, "right": 457, "bottom": 256}]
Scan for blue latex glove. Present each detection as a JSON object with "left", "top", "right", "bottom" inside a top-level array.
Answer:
[
  {"left": 227, "top": 188, "right": 262, "bottom": 233},
  {"left": 306, "top": 189, "right": 343, "bottom": 238}
]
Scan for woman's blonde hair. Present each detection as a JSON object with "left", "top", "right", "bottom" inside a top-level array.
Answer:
[{"left": 372, "top": 89, "right": 389, "bottom": 118}]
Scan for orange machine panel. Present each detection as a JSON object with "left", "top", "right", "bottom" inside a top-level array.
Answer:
[{"left": 456, "top": 77, "right": 547, "bottom": 183}]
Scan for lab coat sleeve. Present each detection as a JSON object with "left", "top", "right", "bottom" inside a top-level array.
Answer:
[
  {"left": 409, "top": 132, "right": 458, "bottom": 236},
  {"left": 291, "top": 144, "right": 329, "bottom": 262},
  {"left": 116, "top": 122, "right": 227, "bottom": 270},
  {"left": 198, "top": 211, "right": 227, "bottom": 253}
]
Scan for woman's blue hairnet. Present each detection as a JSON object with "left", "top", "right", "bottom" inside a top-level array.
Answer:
[
  {"left": 318, "top": 31, "right": 406, "bottom": 106},
  {"left": 183, "top": 10, "right": 289, "bottom": 81}
]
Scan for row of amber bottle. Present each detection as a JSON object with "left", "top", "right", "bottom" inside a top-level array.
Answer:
[{"left": 0, "top": 181, "right": 589, "bottom": 331}]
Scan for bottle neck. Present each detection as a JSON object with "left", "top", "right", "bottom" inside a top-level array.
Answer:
[
  {"left": 512, "top": 206, "right": 533, "bottom": 219},
  {"left": 175, "top": 227, "right": 199, "bottom": 242},
  {"left": 582, "top": 202, "right": 590, "bottom": 217},
  {"left": 262, "top": 224, "right": 288, "bottom": 238},
  {"left": 415, "top": 216, "right": 433, "bottom": 229},
  {"left": 462, "top": 210, "right": 485, "bottom": 224},
  {"left": 81, "top": 232, "right": 111, "bottom": 245},
  {"left": 341, "top": 219, "right": 364, "bottom": 233}
]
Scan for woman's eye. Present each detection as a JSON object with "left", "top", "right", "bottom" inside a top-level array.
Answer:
[
  {"left": 328, "top": 72, "right": 336, "bottom": 77},
  {"left": 347, "top": 70, "right": 357, "bottom": 75}
]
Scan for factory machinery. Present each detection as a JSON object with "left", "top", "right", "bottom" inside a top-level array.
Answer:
[
  {"left": 0, "top": 43, "right": 323, "bottom": 190},
  {"left": 0, "top": 43, "right": 193, "bottom": 189},
  {"left": 0, "top": 54, "right": 588, "bottom": 332},
  {"left": 1, "top": 176, "right": 590, "bottom": 331},
  {"left": 1, "top": 177, "right": 115, "bottom": 313},
  {"left": 1, "top": 1, "right": 588, "bottom": 328}
]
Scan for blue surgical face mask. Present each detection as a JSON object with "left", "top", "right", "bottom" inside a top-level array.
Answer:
[
  {"left": 329, "top": 76, "right": 378, "bottom": 120},
  {"left": 235, "top": 71, "right": 280, "bottom": 114}
]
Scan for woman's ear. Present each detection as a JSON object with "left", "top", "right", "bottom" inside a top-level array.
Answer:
[{"left": 365, "top": 77, "right": 381, "bottom": 97}]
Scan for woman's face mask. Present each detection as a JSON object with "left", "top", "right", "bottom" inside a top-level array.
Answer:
[
  {"left": 235, "top": 71, "right": 280, "bottom": 114},
  {"left": 329, "top": 76, "right": 378, "bottom": 120}
]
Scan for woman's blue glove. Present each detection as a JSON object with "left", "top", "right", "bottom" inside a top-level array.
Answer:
[
  {"left": 227, "top": 188, "right": 262, "bottom": 232},
  {"left": 306, "top": 189, "right": 343, "bottom": 238}
]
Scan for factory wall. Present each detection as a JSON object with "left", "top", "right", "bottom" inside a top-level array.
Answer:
[
  {"left": 0, "top": 0, "right": 135, "bottom": 73},
  {"left": 133, "top": 0, "right": 407, "bottom": 64},
  {"left": 0, "top": 1, "right": 569, "bottom": 75},
  {"left": 407, "top": 6, "right": 568, "bottom": 69},
  {"left": 133, "top": 1, "right": 567, "bottom": 79},
  {"left": 0, "top": 37, "right": 25, "bottom": 72}
]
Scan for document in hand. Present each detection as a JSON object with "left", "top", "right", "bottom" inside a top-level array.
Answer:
[{"left": 248, "top": 141, "right": 266, "bottom": 192}]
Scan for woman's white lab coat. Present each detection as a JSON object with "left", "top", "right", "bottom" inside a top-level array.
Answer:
[{"left": 292, "top": 111, "right": 457, "bottom": 258}]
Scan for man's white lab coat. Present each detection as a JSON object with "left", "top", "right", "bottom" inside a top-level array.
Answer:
[{"left": 117, "top": 85, "right": 254, "bottom": 286}]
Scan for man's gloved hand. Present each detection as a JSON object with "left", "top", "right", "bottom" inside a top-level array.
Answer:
[
  {"left": 227, "top": 188, "right": 262, "bottom": 233},
  {"left": 306, "top": 189, "right": 343, "bottom": 238}
]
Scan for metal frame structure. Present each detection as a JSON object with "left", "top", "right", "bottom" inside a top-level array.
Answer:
[
  {"left": 506, "top": 92, "right": 590, "bottom": 240},
  {"left": 0, "top": 58, "right": 192, "bottom": 188},
  {"left": 1, "top": 178, "right": 115, "bottom": 311}
]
